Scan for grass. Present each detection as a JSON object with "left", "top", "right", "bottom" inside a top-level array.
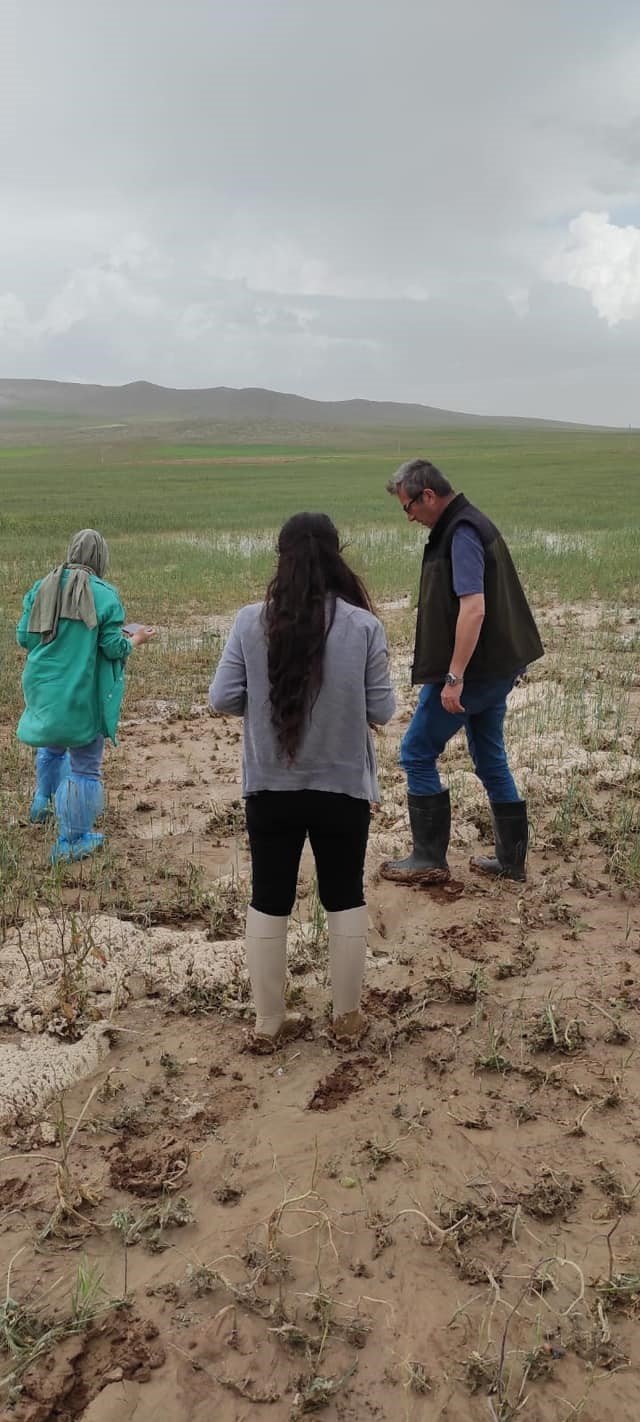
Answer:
[
  {"left": 1, "top": 429, "right": 639, "bottom": 614},
  {"left": 0, "top": 426, "right": 639, "bottom": 728},
  {"left": 0, "top": 1254, "right": 110, "bottom": 1401}
]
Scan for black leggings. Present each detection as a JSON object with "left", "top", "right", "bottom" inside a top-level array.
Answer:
[{"left": 246, "top": 790, "right": 371, "bottom": 916}]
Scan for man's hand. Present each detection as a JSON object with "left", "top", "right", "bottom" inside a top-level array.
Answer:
[
  {"left": 441, "top": 679, "right": 464, "bottom": 714},
  {"left": 442, "top": 593, "right": 485, "bottom": 715}
]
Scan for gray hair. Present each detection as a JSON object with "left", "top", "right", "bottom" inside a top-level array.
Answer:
[{"left": 386, "top": 458, "right": 453, "bottom": 500}]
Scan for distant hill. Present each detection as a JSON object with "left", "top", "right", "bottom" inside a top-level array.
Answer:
[{"left": 0, "top": 379, "right": 591, "bottom": 430}]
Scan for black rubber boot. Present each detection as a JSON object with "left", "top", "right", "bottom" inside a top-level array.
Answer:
[
  {"left": 380, "top": 790, "right": 451, "bottom": 884},
  {"left": 471, "top": 800, "right": 528, "bottom": 882}
]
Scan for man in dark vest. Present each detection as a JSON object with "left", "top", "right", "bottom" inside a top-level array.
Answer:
[{"left": 380, "top": 458, "right": 543, "bottom": 885}]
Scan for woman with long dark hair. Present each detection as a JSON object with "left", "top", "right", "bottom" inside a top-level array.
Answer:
[{"left": 209, "top": 512, "right": 395, "bottom": 1049}]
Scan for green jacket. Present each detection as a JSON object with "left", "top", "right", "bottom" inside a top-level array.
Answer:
[{"left": 16, "top": 572, "right": 132, "bottom": 747}]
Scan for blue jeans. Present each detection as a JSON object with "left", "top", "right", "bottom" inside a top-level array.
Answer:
[
  {"left": 400, "top": 679, "right": 520, "bottom": 801},
  {"left": 48, "top": 736, "right": 105, "bottom": 779}
]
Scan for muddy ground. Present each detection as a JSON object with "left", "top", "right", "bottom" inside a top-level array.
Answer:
[{"left": 1, "top": 604, "right": 640, "bottom": 1422}]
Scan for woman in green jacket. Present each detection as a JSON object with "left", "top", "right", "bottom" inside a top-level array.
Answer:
[{"left": 17, "top": 529, "right": 154, "bottom": 863}]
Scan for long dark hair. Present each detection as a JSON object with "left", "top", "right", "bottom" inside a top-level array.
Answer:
[{"left": 265, "top": 512, "right": 373, "bottom": 762}]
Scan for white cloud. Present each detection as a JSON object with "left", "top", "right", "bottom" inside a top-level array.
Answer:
[
  {"left": 0, "top": 293, "right": 31, "bottom": 345},
  {"left": 205, "top": 240, "right": 330, "bottom": 297},
  {"left": 42, "top": 234, "right": 165, "bottom": 336},
  {"left": 0, "top": 234, "right": 164, "bottom": 343},
  {"left": 204, "top": 237, "right": 429, "bottom": 303},
  {"left": 548, "top": 210, "right": 640, "bottom": 324},
  {"left": 42, "top": 265, "right": 159, "bottom": 337},
  {"left": 506, "top": 286, "right": 530, "bottom": 319},
  {"left": 2, "top": 2, "right": 640, "bottom": 420}
]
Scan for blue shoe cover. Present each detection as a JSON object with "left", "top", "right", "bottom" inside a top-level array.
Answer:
[
  {"left": 30, "top": 749, "right": 71, "bottom": 823},
  {"left": 51, "top": 772, "right": 105, "bottom": 863},
  {"left": 30, "top": 793, "right": 54, "bottom": 824},
  {"left": 51, "top": 832, "right": 104, "bottom": 865}
]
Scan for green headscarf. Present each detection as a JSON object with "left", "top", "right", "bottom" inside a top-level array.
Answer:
[{"left": 27, "top": 529, "right": 109, "bottom": 645}]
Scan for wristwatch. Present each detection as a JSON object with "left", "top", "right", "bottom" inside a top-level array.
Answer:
[{"left": 445, "top": 672, "right": 462, "bottom": 687}]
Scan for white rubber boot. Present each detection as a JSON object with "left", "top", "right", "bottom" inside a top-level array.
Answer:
[
  {"left": 327, "top": 905, "right": 369, "bottom": 1046},
  {"left": 244, "top": 906, "right": 302, "bottom": 1049}
]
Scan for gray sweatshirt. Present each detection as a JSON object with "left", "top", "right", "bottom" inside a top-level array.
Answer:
[{"left": 209, "top": 598, "right": 396, "bottom": 801}]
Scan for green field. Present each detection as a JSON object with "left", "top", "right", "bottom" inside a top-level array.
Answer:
[
  {"left": 2, "top": 432, "right": 640, "bottom": 1422},
  {"left": 1, "top": 427, "right": 638, "bottom": 722}
]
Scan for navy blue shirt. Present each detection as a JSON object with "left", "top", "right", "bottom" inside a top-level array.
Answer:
[
  {"left": 451, "top": 523, "right": 485, "bottom": 596},
  {"left": 451, "top": 525, "right": 525, "bottom": 679}
]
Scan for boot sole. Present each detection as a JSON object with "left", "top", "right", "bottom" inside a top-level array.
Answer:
[
  {"left": 470, "top": 857, "right": 526, "bottom": 883},
  {"left": 379, "top": 863, "right": 450, "bottom": 885}
]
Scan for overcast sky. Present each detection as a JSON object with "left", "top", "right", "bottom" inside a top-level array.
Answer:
[{"left": 2, "top": 0, "right": 640, "bottom": 423}]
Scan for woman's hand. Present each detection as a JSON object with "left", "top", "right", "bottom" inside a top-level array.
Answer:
[{"left": 131, "top": 626, "right": 156, "bottom": 648}]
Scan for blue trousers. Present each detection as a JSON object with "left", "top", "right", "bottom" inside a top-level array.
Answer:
[
  {"left": 400, "top": 679, "right": 520, "bottom": 801},
  {"left": 48, "top": 736, "right": 105, "bottom": 778}
]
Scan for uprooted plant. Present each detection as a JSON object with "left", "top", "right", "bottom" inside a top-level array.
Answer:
[
  {"left": 111, "top": 1194, "right": 194, "bottom": 1254},
  {"left": 527, "top": 999, "right": 585, "bottom": 1056},
  {"left": 0, "top": 1084, "right": 104, "bottom": 1243}
]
